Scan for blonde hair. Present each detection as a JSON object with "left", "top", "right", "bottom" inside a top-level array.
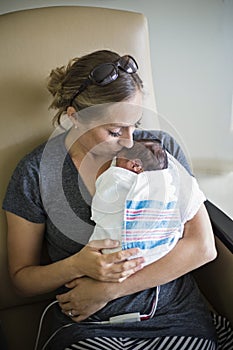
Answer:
[{"left": 47, "top": 50, "right": 143, "bottom": 126}]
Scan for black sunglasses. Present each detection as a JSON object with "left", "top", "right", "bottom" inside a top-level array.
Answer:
[{"left": 70, "top": 55, "right": 138, "bottom": 106}]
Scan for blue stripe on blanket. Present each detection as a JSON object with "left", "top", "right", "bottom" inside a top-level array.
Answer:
[
  {"left": 125, "top": 200, "right": 180, "bottom": 231},
  {"left": 123, "top": 200, "right": 181, "bottom": 252},
  {"left": 125, "top": 219, "right": 180, "bottom": 230},
  {"left": 122, "top": 236, "right": 175, "bottom": 250},
  {"left": 126, "top": 200, "right": 176, "bottom": 210}
]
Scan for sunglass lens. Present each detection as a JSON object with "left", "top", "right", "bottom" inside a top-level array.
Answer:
[
  {"left": 92, "top": 64, "right": 118, "bottom": 85},
  {"left": 118, "top": 55, "right": 138, "bottom": 73}
]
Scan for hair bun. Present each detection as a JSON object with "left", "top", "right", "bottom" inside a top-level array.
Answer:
[{"left": 47, "top": 65, "right": 66, "bottom": 97}]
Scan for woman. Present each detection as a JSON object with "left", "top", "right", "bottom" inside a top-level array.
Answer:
[{"left": 3, "top": 50, "right": 217, "bottom": 349}]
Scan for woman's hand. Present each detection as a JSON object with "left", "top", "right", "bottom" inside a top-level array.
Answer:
[
  {"left": 56, "top": 277, "right": 114, "bottom": 322},
  {"left": 57, "top": 204, "right": 217, "bottom": 322},
  {"left": 70, "top": 239, "right": 144, "bottom": 282}
]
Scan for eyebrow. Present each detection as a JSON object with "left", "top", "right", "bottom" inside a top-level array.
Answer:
[
  {"left": 108, "top": 117, "right": 142, "bottom": 128},
  {"left": 108, "top": 124, "right": 128, "bottom": 129}
]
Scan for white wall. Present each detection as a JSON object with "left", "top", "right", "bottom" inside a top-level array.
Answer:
[{"left": 1, "top": 0, "right": 233, "bottom": 170}]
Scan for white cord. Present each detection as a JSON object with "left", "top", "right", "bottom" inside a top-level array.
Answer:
[
  {"left": 34, "top": 300, "right": 59, "bottom": 350},
  {"left": 40, "top": 323, "right": 74, "bottom": 350},
  {"left": 34, "top": 287, "right": 160, "bottom": 350},
  {"left": 140, "top": 285, "right": 160, "bottom": 320}
]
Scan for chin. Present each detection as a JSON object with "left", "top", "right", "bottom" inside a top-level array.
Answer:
[{"left": 108, "top": 148, "right": 122, "bottom": 156}]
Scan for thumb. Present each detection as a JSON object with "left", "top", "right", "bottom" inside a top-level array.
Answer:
[
  {"left": 65, "top": 278, "right": 80, "bottom": 288},
  {"left": 88, "top": 239, "right": 120, "bottom": 250}
]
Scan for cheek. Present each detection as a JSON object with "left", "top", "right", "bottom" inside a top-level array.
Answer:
[
  {"left": 88, "top": 128, "right": 122, "bottom": 154},
  {"left": 92, "top": 135, "right": 120, "bottom": 155},
  {"left": 91, "top": 130, "right": 109, "bottom": 145},
  {"left": 98, "top": 135, "right": 116, "bottom": 147},
  {"left": 126, "top": 161, "right": 133, "bottom": 168}
]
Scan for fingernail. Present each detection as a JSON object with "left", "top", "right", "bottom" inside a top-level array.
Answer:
[{"left": 136, "top": 264, "right": 144, "bottom": 271}]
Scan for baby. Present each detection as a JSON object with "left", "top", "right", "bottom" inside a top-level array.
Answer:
[
  {"left": 89, "top": 141, "right": 205, "bottom": 266},
  {"left": 115, "top": 140, "right": 167, "bottom": 173}
]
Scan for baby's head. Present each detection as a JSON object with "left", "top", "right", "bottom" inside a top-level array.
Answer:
[
  {"left": 116, "top": 141, "right": 167, "bottom": 174},
  {"left": 116, "top": 156, "right": 144, "bottom": 174}
]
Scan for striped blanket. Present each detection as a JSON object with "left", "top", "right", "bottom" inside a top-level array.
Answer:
[
  {"left": 90, "top": 154, "right": 206, "bottom": 265},
  {"left": 122, "top": 199, "right": 181, "bottom": 263}
]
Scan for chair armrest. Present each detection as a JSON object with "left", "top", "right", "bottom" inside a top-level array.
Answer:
[
  {"left": 205, "top": 200, "right": 233, "bottom": 253},
  {"left": 194, "top": 200, "right": 233, "bottom": 324}
]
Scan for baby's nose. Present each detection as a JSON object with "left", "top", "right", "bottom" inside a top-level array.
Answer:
[{"left": 133, "top": 159, "right": 143, "bottom": 167}]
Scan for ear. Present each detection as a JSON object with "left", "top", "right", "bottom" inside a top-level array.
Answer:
[{"left": 67, "top": 106, "right": 78, "bottom": 127}]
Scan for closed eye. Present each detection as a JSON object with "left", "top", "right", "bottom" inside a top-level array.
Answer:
[
  {"left": 135, "top": 118, "right": 142, "bottom": 128},
  {"left": 109, "top": 130, "right": 122, "bottom": 137}
]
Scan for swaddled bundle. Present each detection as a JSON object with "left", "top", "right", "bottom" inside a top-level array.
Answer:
[{"left": 90, "top": 142, "right": 205, "bottom": 266}]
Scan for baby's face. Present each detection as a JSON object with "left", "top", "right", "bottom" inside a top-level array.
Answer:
[{"left": 116, "top": 157, "right": 143, "bottom": 174}]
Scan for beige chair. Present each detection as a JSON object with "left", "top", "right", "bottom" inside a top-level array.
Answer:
[{"left": 0, "top": 6, "right": 232, "bottom": 350}]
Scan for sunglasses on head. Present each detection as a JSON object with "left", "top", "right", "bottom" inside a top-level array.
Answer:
[{"left": 70, "top": 55, "right": 138, "bottom": 106}]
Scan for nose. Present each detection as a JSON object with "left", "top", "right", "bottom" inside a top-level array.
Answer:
[
  {"left": 133, "top": 159, "right": 143, "bottom": 167},
  {"left": 118, "top": 127, "right": 134, "bottom": 149}
]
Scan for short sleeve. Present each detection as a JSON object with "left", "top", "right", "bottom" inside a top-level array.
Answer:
[
  {"left": 2, "top": 155, "right": 46, "bottom": 223},
  {"left": 168, "top": 154, "right": 206, "bottom": 224},
  {"left": 181, "top": 177, "right": 206, "bottom": 223}
]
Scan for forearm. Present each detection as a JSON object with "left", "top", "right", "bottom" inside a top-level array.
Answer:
[
  {"left": 11, "top": 256, "right": 80, "bottom": 297},
  {"left": 10, "top": 236, "right": 143, "bottom": 297},
  {"left": 107, "top": 204, "right": 217, "bottom": 301},
  {"left": 57, "top": 205, "right": 217, "bottom": 320},
  {"left": 110, "top": 238, "right": 209, "bottom": 300},
  {"left": 57, "top": 219, "right": 216, "bottom": 322}
]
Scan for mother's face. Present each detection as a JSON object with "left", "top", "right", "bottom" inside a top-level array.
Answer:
[{"left": 76, "top": 91, "right": 143, "bottom": 158}]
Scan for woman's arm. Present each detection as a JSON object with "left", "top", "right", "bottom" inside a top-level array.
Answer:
[
  {"left": 6, "top": 212, "right": 144, "bottom": 296},
  {"left": 7, "top": 211, "right": 77, "bottom": 296},
  {"left": 113, "top": 203, "right": 217, "bottom": 293},
  {"left": 57, "top": 203, "right": 217, "bottom": 321}
]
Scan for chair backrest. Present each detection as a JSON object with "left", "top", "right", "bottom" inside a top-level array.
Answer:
[{"left": 0, "top": 7, "right": 156, "bottom": 349}]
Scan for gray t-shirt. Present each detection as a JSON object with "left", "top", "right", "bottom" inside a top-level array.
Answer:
[{"left": 2, "top": 130, "right": 217, "bottom": 348}]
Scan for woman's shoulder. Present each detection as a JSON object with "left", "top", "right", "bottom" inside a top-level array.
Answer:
[{"left": 17, "top": 131, "right": 67, "bottom": 173}]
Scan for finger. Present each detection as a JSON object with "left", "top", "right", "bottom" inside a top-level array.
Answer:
[
  {"left": 105, "top": 248, "right": 143, "bottom": 264},
  {"left": 116, "top": 261, "right": 144, "bottom": 279},
  {"left": 65, "top": 279, "right": 78, "bottom": 289},
  {"left": 56, "top": 292, "right": 71, "bottom": 304},
  {"left": 88, "top": 239, "right": 120, "bottom": 250},
  {"left": 71, "top": 314, "right": 87, "bottom": 323},
  {"left": 62, "top": 309, "right": 79, "bottom": 318},
  {"left": 97, "top": 259, "right": 144, "bottom": 282},
  {"left": 59, "top": 302, "right": 72, "bottom": 312}
]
